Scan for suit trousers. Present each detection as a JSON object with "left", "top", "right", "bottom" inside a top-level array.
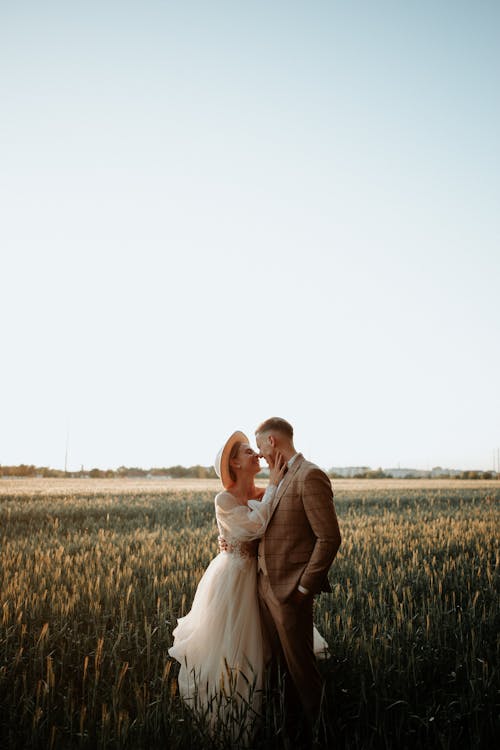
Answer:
[{"left": 257, "top": 571, "right": 323, "bottom": 720}]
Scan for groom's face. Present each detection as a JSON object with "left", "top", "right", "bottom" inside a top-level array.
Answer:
[{"left": 256, "top": 431, "right": 276, "bottom": 466}]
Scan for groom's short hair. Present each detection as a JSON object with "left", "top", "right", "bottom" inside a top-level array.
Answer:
[{"left": 255, "top": 417, "right": 293, "bottom": 440}]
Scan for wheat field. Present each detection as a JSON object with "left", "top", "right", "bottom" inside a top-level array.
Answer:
[{"left": 0, "top": 479, "right": 498, "bottom": 748}]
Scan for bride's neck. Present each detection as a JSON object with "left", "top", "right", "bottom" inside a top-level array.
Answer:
[{"left": 231, "top": 474, "right": 258, "bottom": 501}]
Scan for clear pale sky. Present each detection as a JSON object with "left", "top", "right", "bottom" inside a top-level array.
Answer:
[{"left": 1, "top": 1, "right": 499, "bottom": 472}]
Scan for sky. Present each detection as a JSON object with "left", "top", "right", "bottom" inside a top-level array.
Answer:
[{"left": 1, "top": 0, "right": 499, "bottom": 472}]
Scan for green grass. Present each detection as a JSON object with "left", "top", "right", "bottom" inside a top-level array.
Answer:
[{"left": 0, "top": 487, "right": 498, "bottom": 748}]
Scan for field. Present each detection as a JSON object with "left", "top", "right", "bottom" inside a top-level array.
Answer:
[{"left": 0, "top": 479, "right": 498, "bottom": 749}]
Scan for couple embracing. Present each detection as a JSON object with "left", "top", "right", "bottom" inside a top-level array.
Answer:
[{"left": 168, "top": 417, "right": 342, "bottom": 740}]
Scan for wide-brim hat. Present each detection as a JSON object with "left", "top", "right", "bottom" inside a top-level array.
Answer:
[{"left": 214, "top": 430, "right": 250, "bottom": 489}]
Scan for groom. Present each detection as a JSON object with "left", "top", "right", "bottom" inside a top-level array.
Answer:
[{"left": 254, "top": 417, "right": 341, "bottom": 721}]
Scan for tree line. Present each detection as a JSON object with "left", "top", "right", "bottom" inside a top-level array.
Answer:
[
  {"left": 0, "top": 464, "right": 218, "bottom": 479},
  {"left": 328, "top": 468, "right": 497, "bottom": 480},
  {"left": 0, "top": 464, "right": 497, "bottom": 480}
]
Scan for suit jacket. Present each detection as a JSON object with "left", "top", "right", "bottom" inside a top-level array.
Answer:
[{"left": 258, "top": 454, "right": 341, "bottom": 603}]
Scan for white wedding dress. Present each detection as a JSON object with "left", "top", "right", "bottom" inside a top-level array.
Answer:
[{"left": 168, "top": 485, "right": 329, "bottom": 740}]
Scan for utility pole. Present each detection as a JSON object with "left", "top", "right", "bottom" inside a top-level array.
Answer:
[{"left": 64, "top": 423, "right": 70, "bottom": 475}]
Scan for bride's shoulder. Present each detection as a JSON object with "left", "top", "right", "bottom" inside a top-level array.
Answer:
[{"left": 215, "top": 490, "right": 239, "bottom": 510}]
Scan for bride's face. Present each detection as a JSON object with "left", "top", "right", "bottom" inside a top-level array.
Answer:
[{"left": 231, "top": 443, "right": 261, "bottom": 476}]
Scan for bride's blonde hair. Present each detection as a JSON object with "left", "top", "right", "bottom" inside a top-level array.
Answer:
[{"left": 228, "top": 441, "right": 242, "bottom": 483}]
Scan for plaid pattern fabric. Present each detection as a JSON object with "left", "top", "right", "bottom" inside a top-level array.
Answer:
[{"left": 258, "top": 454, "right": 341, "bottom": 602}]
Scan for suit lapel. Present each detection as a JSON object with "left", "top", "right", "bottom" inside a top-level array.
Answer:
[{"left": 269, "top": 453, "right": 304, "bottom": 518}]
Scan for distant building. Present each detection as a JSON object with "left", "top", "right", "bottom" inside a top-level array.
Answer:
[
  {"left": 383, "top": 468, "right": 427, "bottom": 478},
  {"left": 330, "top": 466, "right": 481, "bottom": 478},
  {"left": 429, "top": 466, "right": 462, "bottom": 477}
]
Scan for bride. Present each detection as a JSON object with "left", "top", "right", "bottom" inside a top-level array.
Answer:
[{"left": 168, "top": 430, "right": 328, "bottom": 740}]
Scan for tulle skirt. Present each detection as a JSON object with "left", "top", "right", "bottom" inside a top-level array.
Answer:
[{"left": 168, "top": 551, "right": 329, "bottom": 740}]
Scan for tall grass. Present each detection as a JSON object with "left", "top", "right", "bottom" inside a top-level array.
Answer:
[{"left": 0, "top": 486, "right": 498, "bottom": 748}]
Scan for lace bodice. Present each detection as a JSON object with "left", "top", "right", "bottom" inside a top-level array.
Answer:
[{"left": 215, "top": 484, "right": 277, "bottom": 554}]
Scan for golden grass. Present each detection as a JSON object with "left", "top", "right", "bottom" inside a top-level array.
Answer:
[
  {"left": 1, "top": 476, "right": 498, "bottom": 496},
  {"left": 0, "top": 483, "right": 498, "bottom": 748}
]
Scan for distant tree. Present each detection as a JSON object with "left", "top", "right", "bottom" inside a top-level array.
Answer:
[
  {"left": 41, "top": 467, "right": 65, "bottom": 478},
  {"left": 16, "top": 464, "right": 37, "bottom": 477},
  {"left": 460, "top": 471, "right": 481, "bottom": 479},
  {"left": 354, "top": 468, "right": 388, "bottom": 479},
  {"left": 166, "top": 465, "right": 186, "bottom": 478},
  {"left": 124, "top": 467, "right": 147, "bottom": 477},
  {"left": 256, "top": 469, "right": 270, "bottom": 479}
]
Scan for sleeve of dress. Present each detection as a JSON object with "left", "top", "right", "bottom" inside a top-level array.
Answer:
[{"left": 215, "top": 484, "right": 277, "bottom": 544}]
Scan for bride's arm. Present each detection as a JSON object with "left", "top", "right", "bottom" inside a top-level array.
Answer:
[
  {"left": 216, "top": 484, "right": 275, "bottom": 552},
  {"left": 217, "top": 483, "right": 276, "bottom": 554},
  {"left": 216, "top": 493, "right": 273, "bottom": 543},
  {"left": 255, "top": 482, "right": 277, "bottom": 504},
  {"left": 216, "top": 455, "right": 287, "bottom": 543}
]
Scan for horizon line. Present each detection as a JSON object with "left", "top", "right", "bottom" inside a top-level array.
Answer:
[{"left": 1, "top": 460, "right": 498, "bottom": 476}]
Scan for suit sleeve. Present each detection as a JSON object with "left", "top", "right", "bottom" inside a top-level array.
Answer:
[{"left": 299, "top": 468, "right": 341, "bottom": 593}]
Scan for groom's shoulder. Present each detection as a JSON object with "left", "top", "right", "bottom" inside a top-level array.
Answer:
[
  {"left": 298, "top": 456, "right": 325, "bottom": 473},
  {"left": 298, "top": 458, "right": 331, "bottom": 482}
]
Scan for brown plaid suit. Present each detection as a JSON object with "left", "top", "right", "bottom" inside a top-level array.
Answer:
[{"left": 257, "top": 453, "right": 341, "bottom": 719}]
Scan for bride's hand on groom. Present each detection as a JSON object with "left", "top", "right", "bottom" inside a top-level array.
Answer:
[
  {"left": 218, "top": 535, "right": 229, "bottom": 552},
  {"left": 269, "top": 453, "right": 287, "bottom": 486},
  {"left": 217, "top": 535, "right": 257, "bottom": 557}
]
